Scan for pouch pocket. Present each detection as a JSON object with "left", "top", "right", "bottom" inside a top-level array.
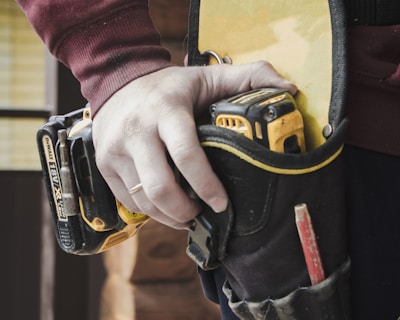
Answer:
[{"left": 197, "top": 121, "right": 349, "bottom": 302}]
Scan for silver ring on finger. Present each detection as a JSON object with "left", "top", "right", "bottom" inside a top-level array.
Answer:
[{"left": 128, "top": 183, "right": 143, "bottom": 195}]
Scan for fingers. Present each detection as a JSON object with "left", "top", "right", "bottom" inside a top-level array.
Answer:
[
  {"left": 93, "top": 61, "right": 297, "bottom": 230},
  {"left": 158, "top": 105, "right": 228, "bottom": 213},
  {"left": 247, "top": 60, "right": 297, "bottom": 95},
  {"left": 128, "top": 135, "right": 202, "bottom": 225},
  {"left": 192, "top": 61, "right": 297, "bottom": 110},
  {"left": 96, "top": 147, "right": 195, "bottom": 229}
]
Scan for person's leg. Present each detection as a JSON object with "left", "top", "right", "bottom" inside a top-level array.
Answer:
[
  {"left": 198, "top": 268, "right": 240, "bottom": 320},
  {"left": 344, "top": 145, "right": 400, "bottom": 320}
]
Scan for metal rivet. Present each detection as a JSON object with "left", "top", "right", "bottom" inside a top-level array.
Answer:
[{"left": 322, "top": 124, "right": 333, "bottom": 138}]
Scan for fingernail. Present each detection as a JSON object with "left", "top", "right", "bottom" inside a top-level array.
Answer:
[
  {"left": 287, "top": 82, "right": 298, "bottom": 95},
  {"left": 209, "top": 196, "right": 228, "bottom": 213}
]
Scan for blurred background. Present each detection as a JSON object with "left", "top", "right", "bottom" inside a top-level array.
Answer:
[{"left": 0, "top": 0, "right": 220, "bottom": 319}]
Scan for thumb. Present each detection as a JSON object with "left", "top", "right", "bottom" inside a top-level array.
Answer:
[{"left": 194, "top": 60, "right": 297, "bottom": 108}]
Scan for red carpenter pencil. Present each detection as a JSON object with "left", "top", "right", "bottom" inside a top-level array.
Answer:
[{"left": 294, "top": 203, "right": 325, "bottom": 285}]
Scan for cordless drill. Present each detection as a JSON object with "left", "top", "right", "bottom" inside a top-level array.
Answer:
[
  {"left": 37, "top": 107, "right": 149, "bottom": 255},
  {"left": 210, "top": 88, "right": 306, "bottom": 153},
  {"left": 37, "top": 88, "right": 304, "bottom": 256},
  {"left": 186, "top": 88, "right": 306, "bottom": 270}
]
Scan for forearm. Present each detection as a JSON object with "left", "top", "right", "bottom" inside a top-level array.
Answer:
[{"left": 16, "top": 0, "right": 173, "bottom": 115}]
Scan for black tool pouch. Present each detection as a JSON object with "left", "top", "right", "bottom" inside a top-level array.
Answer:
[
  {"left": 193, "top": 121, "right": 350, "bottom": 319},
  {"left": 224, "top": 259, "right": 351, "bottom": 320},
  {"left": 186, "top": 0, "right": 351, "bottom": 319}
]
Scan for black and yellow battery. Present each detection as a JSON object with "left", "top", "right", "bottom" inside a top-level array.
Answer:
[
  {"left": 210, "top": 88, "right": 306, "bottom": 153},
  {"left": 37, "top": 107, "right": 149, "bottom": 255}
]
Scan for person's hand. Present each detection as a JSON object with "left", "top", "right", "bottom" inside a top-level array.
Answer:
[{"left": 92, "top": 61, "right": 297, "bottom": 229}]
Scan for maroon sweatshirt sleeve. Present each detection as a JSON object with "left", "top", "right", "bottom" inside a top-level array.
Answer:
[{"left": 16, "top": 0, "right": 174, "bottom": 115}]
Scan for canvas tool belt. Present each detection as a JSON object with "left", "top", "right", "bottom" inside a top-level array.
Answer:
[{"left": 186, "top": 0, "right": 351, "bottom": 319}]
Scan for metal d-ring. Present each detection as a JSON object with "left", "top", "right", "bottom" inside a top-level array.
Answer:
[{"left": 201, "top": 50, "right": 232, "bottom": 65}]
